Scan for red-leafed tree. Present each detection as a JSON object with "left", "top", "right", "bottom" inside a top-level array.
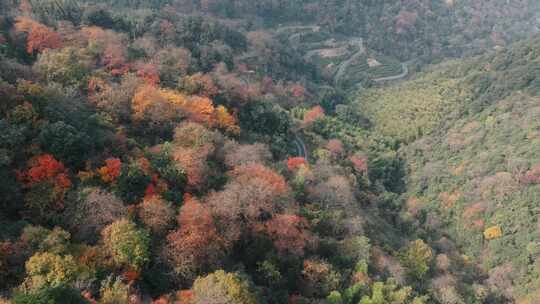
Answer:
[
  {"left": 20, "top": 154, "right": 71, "bottom": 191},
  {"left": 521, "top": 164, "right": 540, "bottom": 185},
  {"left": 14, "top": 17, "right": 62, "bottom": 54},
  {"left": 136, "top": 63, "right": 160, "bottom": 86},
  {"left": 265, "top": 214, "right": 311, "bottom": 256},
  {"left": 177, "top": 290, "right": 194, "bottom": 304},
  {"left": 103, "top": 44, "right": 129, "bottom": 76},
  {"left": 290, "top": 84, "right": 306, "bottom": 102},
  {"left": 166, "top": 195, "right": 225, "bottom": 280},
  {"left": 349, "top": 155, "right": 368, "bottom": 175},
  {"left": 17, "top": 154, "right": 71, "bottom": 218}
]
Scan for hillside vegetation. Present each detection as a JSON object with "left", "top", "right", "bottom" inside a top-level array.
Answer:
[
  {"left": 1, "top": 0, "right": 540, "bottom": 304},
  {"left": 355, "top": 37, "right": 540, "bottom": 303}
]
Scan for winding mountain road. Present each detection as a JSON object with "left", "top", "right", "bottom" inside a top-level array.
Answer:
[
  {"left": 373, "top": 62, "right": 410, "bottom": 82},
  {"left": 277, "top": 26, "right": 411, "bottom": 159},
  {"left": 334, "top": 49, "right": 364, "bottom": 86},
  {"left": 293, "top": 133, "right": 308, "bottom": 159},
  {"left": 279, "top": 25, "right": 410, "bottom": 85}
]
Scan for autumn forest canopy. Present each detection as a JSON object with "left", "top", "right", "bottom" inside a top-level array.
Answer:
[{"left": 1, "top": 0, "right": 540, "bottom": 303}]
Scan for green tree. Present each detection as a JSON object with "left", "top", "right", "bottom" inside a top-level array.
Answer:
[
  {"left": 100, "top": 276, "right": 130, "bottom": 304},
  {"left": 192, "top": 270, "right": 258, "bottom": 304},
  {"left": 327, "top": 291, "right": 343, "bottom": 304},
  {"left": 20, "top": 226, "right": 71, "bottom": 255},
  {"left": 33, "top": 47, "right": 92, "bottom": 88},
  {"left": 22, "top": 252, "right": 79, "bottom": 290},
  {"left": 39, "top": 121, "right": 92, "bottom": 167},
  {"left": 358, "top": 279, "right": 428, "bottom": 304},
  {"left": 116, "top": 162, "right": 151, "bottom": 204},
  {"left": 12, "top": 284, "right": 89, "bottom": 304},
  {"left": 145, "top": 146, "right": 186, "bottom": 203},
  {"left": 27, "top": 0, "right": 82, "bottom": 25},
  {"left": 101, "top": 219, "right": 150, "bottom": 270},
  {"left": 399, "top": 239, "right": 433, "bottom": 281}
]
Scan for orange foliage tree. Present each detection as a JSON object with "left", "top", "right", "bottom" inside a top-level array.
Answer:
[
  {"left": 14, "top": 17, "right": 62, "bottom": 54},
  {"left": 265, "top": 214, "right": 311, "bottom": 256},
  {"left": 98, "top": 158, "right": 122, "bottom": 184},
  {"left": 17, "top": 154, "right": 72, "bottom": 216},
  {"left": 229, "top": 164, "right": 290, "bottom": 200},
  {"left": 132, "top": 85, "right": 239, "bottom": 134},
  {"left": 214, "top": 105, "right": 240, "bottom": 135},
  {"left": 166, "top": 195, "right": 225, "bottom": 280},
  {"left": 287, "top": 157, "right": 307, "bottom": 171},
  {"left": 303, "top": 106, "right": 325, "bottom": 127}
]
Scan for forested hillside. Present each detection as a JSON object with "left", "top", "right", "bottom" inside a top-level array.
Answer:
[
  {"left": 355, "top": 37, "right": 540, "bottom": 303},
  {"left": 0, "top": 0, "right": 539, "bottom": 304},
  {"left": 177, "top": 0, "right": 540, "bottom": 61}
]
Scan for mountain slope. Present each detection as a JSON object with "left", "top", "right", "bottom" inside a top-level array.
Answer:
[{"left": 355, "top": 36, "right": 540, "bottom": 303}]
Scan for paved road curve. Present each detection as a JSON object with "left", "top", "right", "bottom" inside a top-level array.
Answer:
[
  {"left": 373, "top": 62, "right": 409, "bottom": 82},
  {"left": 293, "top": 133, "right": 308, "bottom": 159},
  {"left": 334, "top": 48, "right": 364, "bottom": 86}
]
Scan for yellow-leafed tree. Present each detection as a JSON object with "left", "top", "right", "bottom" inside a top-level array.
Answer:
[{"left": 483, "top": 226, "right": 502, "bottom": 240}]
